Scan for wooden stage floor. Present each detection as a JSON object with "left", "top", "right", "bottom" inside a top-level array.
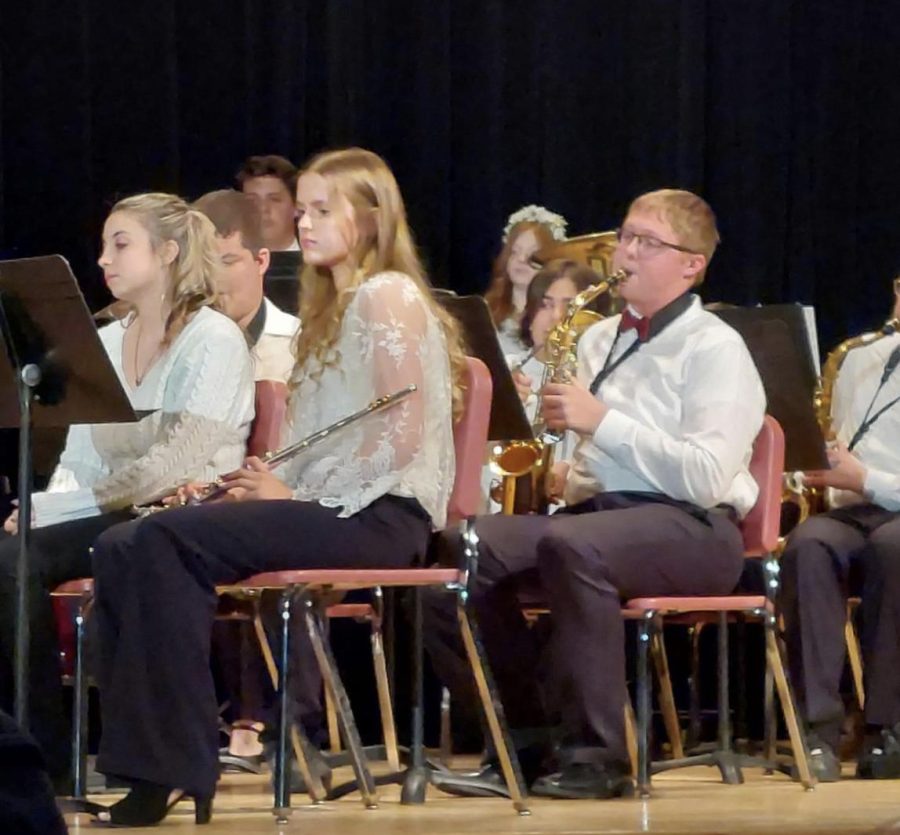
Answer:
[{"left": 65, "top": 762, "right": 900, "bottom": 834}]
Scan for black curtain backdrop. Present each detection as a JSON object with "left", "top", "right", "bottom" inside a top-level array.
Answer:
[{"left": 2, "top": 0, "right": 900, "bottom": 350}]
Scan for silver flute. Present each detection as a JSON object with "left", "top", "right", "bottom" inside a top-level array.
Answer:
[{"left": 134, "top": 384, "right": 417, "bottom": 513}]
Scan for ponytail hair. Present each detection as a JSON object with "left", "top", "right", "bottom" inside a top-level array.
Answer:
[{"left": 106, "top": 192, "right": 220, "bottom": 344}]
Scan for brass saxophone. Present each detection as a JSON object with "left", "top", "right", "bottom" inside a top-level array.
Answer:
[
  {"left": 814, "top": 318, "right": 900, "bottom": 442},
  {"left": 783, "top": 311, "right": 900, "bottom": 531},
  {"left": 490, "top": 270, "right": 627, "bottom": 514}
]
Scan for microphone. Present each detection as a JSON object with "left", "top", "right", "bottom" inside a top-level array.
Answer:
[{"left": 881, "top": 345, "right": 900, "bottom": 383}]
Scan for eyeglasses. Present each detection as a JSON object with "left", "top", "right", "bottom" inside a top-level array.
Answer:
[{"left": 615, "top": 227, "right": 700, "bottom": 256}]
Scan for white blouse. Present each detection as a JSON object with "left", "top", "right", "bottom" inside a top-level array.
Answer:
[
  {"left": 32, "top": 307, "right": 254, "bottom": 527},
  {"left": 497, "top": 314, "right": 527, "bottom": 356},
  {"left": 830, "top": 332, "right": 900, "bottom": 511},
  {"left": 278, "top": 272, "right": 456, "bottom": 528}
]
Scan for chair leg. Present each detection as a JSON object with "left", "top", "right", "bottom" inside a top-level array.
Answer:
[
  {"left": 763, "top": 650, "right": 777, "bottom": 766},
  {"left": 623, "top": 700, "right": 638, "bottom": 777},
  {"left": 686, "top": 621, "right": 706, "bottom": 749},
  {"left": 325, "top": 688, "right": 341, "bottom": 754},
  {"left": 636, "top": 613, "right": 653, "bottom": 797},
  {"left": 735, "top": 616, "right": 749, "bottom": 750},
  {"left": 715, "top": 612, "right": 742, "bottom": 784},
  {"left": 273, "top": 588, "right": 293, "bottom": 822},
  {"left": 456, "top": 597, "right": 530, "bottom": 814},
  {"left": 845, "top": 607, "right": 866, "bottom": 710},
  {"left": 439, "top": 687, "right": 453, "bottom": 767},
  {"left": 252, "top": 597, "right": 327, "bottom": 805},
  {"left": 399, "top": 586, "right": 427, "bottom": 805},
  {"left": 765, "top": 613, "right": 816, "bottom": 790},
  {"left": 650, "top": 625, "right": 684, "bottom": 759},
  {"left": 370, "top": 590, "right": 401, "bottom": 771},
  {"left": 70, "top": 594, "right": 91, "bottom": 800},
  {"left": 302, "top": 595, "right": 378, "bottom": 809}
]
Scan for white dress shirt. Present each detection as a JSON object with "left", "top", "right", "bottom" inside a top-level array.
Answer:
[
  {"left": 564, "top": 296, "right": 766, "bottom": 518},
  {"left": 829, "top": 332, "right": 900, "bottom": 511},
  {"left": 252, "top": 298, "right": 300, "bottom": 383}
]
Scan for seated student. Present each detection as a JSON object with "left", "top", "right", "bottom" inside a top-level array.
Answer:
[
  {"left": 194, "top": 189, "right": 301, "bottom": 766},
  {"left": 425, "top": 189, "right": 765, "bottom": 799},
  {"left": 484, "top": 205, "right": 567, "bottom": 356},
  {"left": 236, "top": 155, "right": 300, "bottom": 253},
  {"left": 194, "top": 189, "right": 299, "bottom": 383},
  {"left": 510, "top": 259, "right": 603, "bottom": 424},
  {"left": 88, "top": 147, "right": 465, "bottom": 827},
  {"left": 779, "top": 278, "right": 900, "bottom": 781},
  {"left": 0, "top": 193, "right": 254, "bottom": 791},
  {"left": 487, "top": 260, "right": 599, "bottom": 514}
]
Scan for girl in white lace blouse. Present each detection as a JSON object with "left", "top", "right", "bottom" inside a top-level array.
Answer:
[
  {"left": 89, "top": 148, "right": 465, "bottom": 826},
  {"left": 0, "top": 193, "right": 253, "bottom": 790}
]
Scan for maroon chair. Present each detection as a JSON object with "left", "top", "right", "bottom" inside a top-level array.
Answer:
[
  {"left": 50, "top": 379, "right": 289, "bottom": 799},
  {"left": 626, "top": 415, "right": 816, "bottom": 795},
  {"left": 222, "top": 356, "right": 531, "bottom": 821},
  {"left": 247, "top": 380, "right": 288, "bottom": 459}
]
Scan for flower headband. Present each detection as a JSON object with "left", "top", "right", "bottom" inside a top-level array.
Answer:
[{"left": 502, "top": 204, "right": 568, "bottom": 243}]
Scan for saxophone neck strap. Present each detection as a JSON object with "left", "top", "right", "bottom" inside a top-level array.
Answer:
[{"left": 590, "top": 292, "right": 694, "bottom": 395}]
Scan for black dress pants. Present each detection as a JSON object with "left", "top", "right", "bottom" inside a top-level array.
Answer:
[
  {"left": 424, "top": 492, "right": 744, "bottom": 766},
  {"left": 91, "top": 495, "right": 431, "bottom": 798},
  {"left": 0, "top": 510, "right": 132, "bottom": 782},
  {"left": 779, "top": 503, "right": 900, "bottom": 745}
]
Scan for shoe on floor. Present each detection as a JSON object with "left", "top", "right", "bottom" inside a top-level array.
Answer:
[
  {"left": 531, "top": 761, "right": 634, "bottom": 800},
  {"left": 432, "top": 743, "right": 552, "bottom": 799},
  {"left": 431, "top": 762, "right": 511, "bottom": 798},
  {"left": 793, "top": 733, "right": 841, "bottom": 783},
  {"left": 857, "top": 725, "right": 900, "bottom": 779}
]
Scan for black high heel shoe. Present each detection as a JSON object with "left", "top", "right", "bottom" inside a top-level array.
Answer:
[{"left": 92, "top": 780, "right": 213, "bottom": 827}]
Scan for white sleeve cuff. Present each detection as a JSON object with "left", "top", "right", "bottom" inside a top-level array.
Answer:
[
  {"left": 31, "top": 489, "right": 101, "bottom": 529},
  {"left": 863, "top": 468, "right": 900, "bottom": 510},
  {"left": 591, "top": 408, "right": 634, "bottom": 452}
]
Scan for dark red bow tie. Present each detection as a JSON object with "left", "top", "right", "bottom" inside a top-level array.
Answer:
[{"left": 619, "top": 309, "right": 650, "bottom": 341}]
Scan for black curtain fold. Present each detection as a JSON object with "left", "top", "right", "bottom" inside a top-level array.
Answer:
[{"left": 3, "top": 0, "right": 900, "bottom": 349}]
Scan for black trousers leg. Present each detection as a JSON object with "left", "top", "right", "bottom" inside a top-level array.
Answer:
[
  {"left": 422, "top": 513, "right": 555, "bottom": 734},
  {"left": 0, "top": 511, "right": 131, "bottom": 780},
  {"left": 92, "top": 497, "right": 430, "bottom": 799},
  {"left": 779, "top": 514, "right": 867, "bottom": 737},
  {"left": 536, "top": 501, "right": 743, "bottom": 765},
  {"left": 860, "top": 516, "right": 900, "bottom": 727}
]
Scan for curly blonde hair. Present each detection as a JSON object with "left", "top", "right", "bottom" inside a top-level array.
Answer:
[
  {"left": 292, "top": 148, "right": 467, "bottom": 420},
  {"left": 103, "top": 192, "right": 220, "bottom": 342}
]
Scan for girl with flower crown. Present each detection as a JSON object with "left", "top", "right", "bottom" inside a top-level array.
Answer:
[{"left": 484, "top": 204, "right": 568, "bottom": 355}]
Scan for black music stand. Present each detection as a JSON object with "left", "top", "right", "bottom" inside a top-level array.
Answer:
[
  {"left": 713, "top": 304, "right": 828, "bottom": 470},
  {"left": 0, "top": 255, "right": 136, "bottom": 730},
  {"left": 433, "top": 293, "right": 532, "bottom": 442}
]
